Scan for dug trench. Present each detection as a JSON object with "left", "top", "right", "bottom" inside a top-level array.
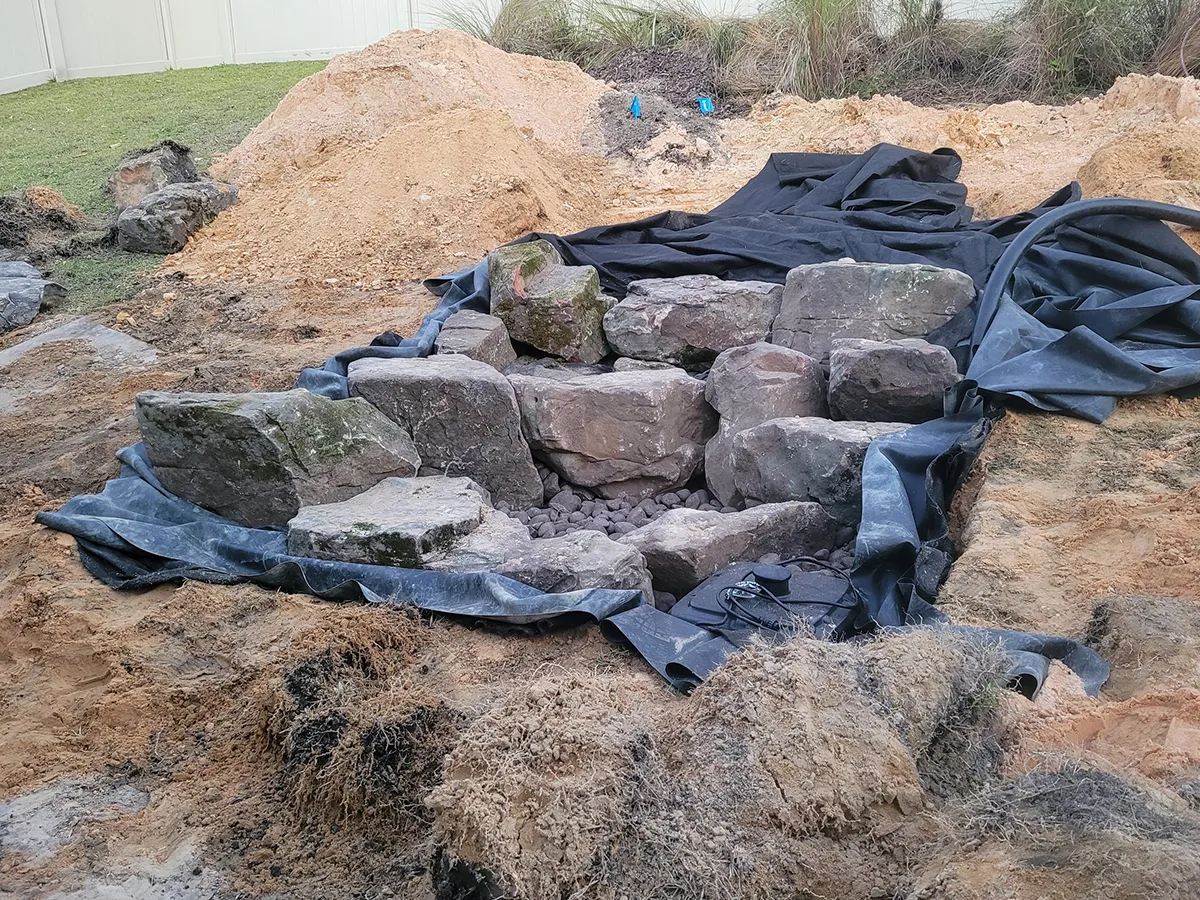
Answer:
[{"left": 4, "top": 31, "right": 1200, "bottom": 900}]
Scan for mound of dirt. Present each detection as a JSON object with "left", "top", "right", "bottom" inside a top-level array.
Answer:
[
  {"left": 1079, "top": 125, "right": 1200, "bottom": 208},
  {"left": 213, "top": 29, "right": 610, "bottom": 188},
  {"left": 429, "top": 628, "right": 1007, "bottom": 900},
  {"left": 590, "top": 47, "right": 716, "bottom": 111},
  {"left": 176, "top": 107, "right": 620, "bottom": 283}
]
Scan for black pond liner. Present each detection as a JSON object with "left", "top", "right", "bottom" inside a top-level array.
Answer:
[{"left": 37, "top": 145, "right": 1200, "bottom": 699}]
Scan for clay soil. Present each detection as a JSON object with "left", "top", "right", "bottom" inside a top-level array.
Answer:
[{"left": 3, "top": 31, "right": 1200, "bottom": 900}]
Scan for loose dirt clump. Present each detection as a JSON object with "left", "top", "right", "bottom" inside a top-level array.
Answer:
[{"left": 0, "top": 187, "right": 91, "bottom": 264}]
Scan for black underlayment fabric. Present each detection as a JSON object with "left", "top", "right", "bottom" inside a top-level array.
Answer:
[{"left": 39, "top": 144, "right": 1200, "bottom": 697}]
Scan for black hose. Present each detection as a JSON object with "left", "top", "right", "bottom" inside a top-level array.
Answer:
[{"left": 973, "top": 197, "right": 1200, "bottom": 350}]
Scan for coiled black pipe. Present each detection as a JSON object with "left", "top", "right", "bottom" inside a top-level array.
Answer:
[{"left": 973, "top": 197, "right": 1200, "bottom": 350}]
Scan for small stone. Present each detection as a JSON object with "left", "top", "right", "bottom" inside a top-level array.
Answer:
[
  {"left": 720, "top": 506, "right": 737, "bottom": 514},
  {"left": 636, "top": 498, "right": 658, "bottom": 514},
  {"left": 515, "top": 512, "right": 530, "bottom": 525},
  {"left": 813, "top": 548, "right": 830, "bottom": 561},
  {"left": 555, "top": 522, "right": 573, "bottom": 535},
  {"left": 536, "top": 522, "right": 555, "bottom": 538},
  {"left": 568, "top": 511, "right": 587, "bottom": 524},
  {"left": 627, "top": 507, "right": 650, "bottom": 528},
  {"left": 543, "top": 471, "right": 562, "bottom": 497},
  {"left": 531, "top": 513, "right": 551, "bottom": 526},
  {"left": 549, "top": 488, "right": 582, "bottom": 514},
  {"left": 653, "top": 591, "right": 678, "bottom": 612},
  {"left": 608, "top": 509, "right": 627, "bottom": 523},
  {"left": 580, "top": 500, "right": 597, "bottom": 516},
  {"left": 611, "top": 521, "right": 637, "bottom": 535},
  {"left": 606, "top": 498, "right": 625, "bottom": 511},
  {"left": 676, "top": 488, "right": 692, "bottom": 501},
  {"left": 659, "top": 492, "right": 681, "bottom": 507},
  {"left": 835, "top": 526, "right": 855, "bottom": 546},
  {"left": 757, "top": 552, "right": 783, "bottom": 565},
  {"left": 495, "top": 501, "right": 510, "bottom": 513},
  {"left": 684, "top": 493, "right": 703, "bottom": 509}
]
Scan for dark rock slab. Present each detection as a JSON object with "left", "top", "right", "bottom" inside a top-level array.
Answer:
[{"left": 135, "top": 388, "right": 420, "bottom": 528}]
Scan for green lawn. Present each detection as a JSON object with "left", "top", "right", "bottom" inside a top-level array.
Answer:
[
  {"left": 0, "top": 61, "right": 325, "bottom": 214},
  {"left": 0, "top": 62, "right": 325, "bottom": 314}
]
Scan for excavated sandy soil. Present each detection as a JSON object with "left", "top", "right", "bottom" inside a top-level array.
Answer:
[{"left": 3, "top": 30, "right": 1200, "bottom": 900}]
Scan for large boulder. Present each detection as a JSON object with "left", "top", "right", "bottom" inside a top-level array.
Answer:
[
  {"left": 731, "top": 418, "right": 908, "bottom": 527},
  {"left": 494, "top": 530, "right": 654, "bottom": 598},
  {"left": 108, "top": 141, "right": 199, "bottom": 211},
  {"left": 434, "top": 310, "right": 516, "bottom": 371},
  {"left": 828, "top": 337, "right": 960, "bottom": 423},
  {"left": 287, "top": 475, "right": 530, "bottom": 569},
  {"left": 602, "top": 275, "right": 782, "bottom": 367},
  {"left": 703, "top": 342, "right": 827, "bottom": 506},
  {"left": 117, "top": 181, "right": 238, "bottom": 254},
  {"left": 348, "top": 355, "right": 543, "bottom": 508},
  {"left": 488, "top": 240, "right": 609, "bottom": 363},
  {"left": 0, "top": 262, "right": 65, "bottom": 334},
  {"left": 770, "top": 260, "right": 976, "bottom": 362},
  {"left": 135, "top": 389, "right": 421, "bottom": 528},
  {"left": 509, "top": 368, "right": 716, "bottom": 500},
  {"left": 618, "top": 502, "right": 836, "bottom": 596}
]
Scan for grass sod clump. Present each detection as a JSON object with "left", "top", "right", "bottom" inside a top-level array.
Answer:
[{"left": 440, "top": 0, "right": 1200, "bottom": 103}]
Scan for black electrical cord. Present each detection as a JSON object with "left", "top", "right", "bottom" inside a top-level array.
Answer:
[{"left": 691, "top": 557, "right": 864, "bottom": 632}]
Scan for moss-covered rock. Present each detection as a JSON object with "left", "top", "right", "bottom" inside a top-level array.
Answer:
[
  {"left": 135, "top": 388, "right": 421, "bottom": 528},
  {"left": 487, "top": 240, "right": 609, "bottom": 363}
]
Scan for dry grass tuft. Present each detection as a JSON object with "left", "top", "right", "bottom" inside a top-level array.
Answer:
[
  {"left": 441, "top": 0, "right": 1200, "bottom": 103},
  {"left": 252, "top": 609, "right": 464, "bottom": 827}
]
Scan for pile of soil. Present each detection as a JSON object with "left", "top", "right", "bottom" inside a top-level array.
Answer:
[
  {"left": 178, "top": 107, "right": 620, "bottom": 283},
  {"left": 212, "top": 29, "right": 609, "bottom": 188},
  {"left": 590, "top": 47, "right": 716, "bottom": 110}
]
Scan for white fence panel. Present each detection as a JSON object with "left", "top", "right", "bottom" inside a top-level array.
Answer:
[
  {"left": 52, "top": 0, "right": 170, "bottom": 78},
  {"left": 164, "top": 0, "right": 231, "bottom": 68},
  {"left": 229, "top": 0, "right": 410, "bottom": 62},
  {"left": 0, "top": 0, "right": 53, "bottom": 92}
]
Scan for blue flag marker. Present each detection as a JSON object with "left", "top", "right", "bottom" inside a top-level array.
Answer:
[
  {"left": 697, "top": 96, "right": 715, "bottom": 115},
  {"left": 630, "top": 96, "right": 642, "bottom": 119}
]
